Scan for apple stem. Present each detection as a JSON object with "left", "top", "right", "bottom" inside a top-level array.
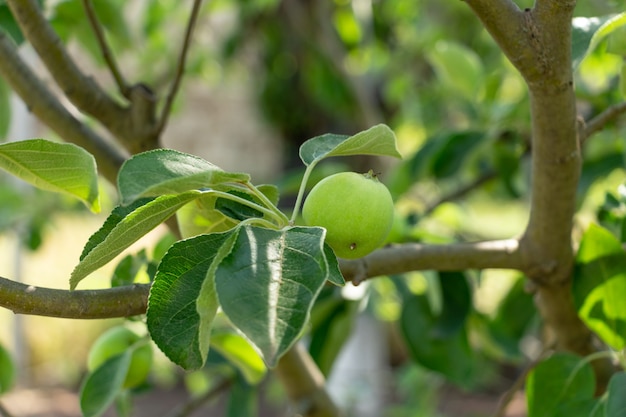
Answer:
[{"left": 290, "top": 161, "right": 318, "bottom": 225}]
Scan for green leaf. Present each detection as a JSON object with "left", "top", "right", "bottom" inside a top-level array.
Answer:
[
  {"left": 573, "top": 224, "right": 626, "bottom": 349},
  {"left": 308, "top": 296, "right": 358, "bottom": 376},
  {"left": 0, "top": 139, "right": 100, "bottom": 212},
  {"left": 147, "top": 230, "right": 238, "bottom": 370},
  {"left": 400, "top": 294, "right": 474, "bottom": 386},
  {"left": 323, "top": 243, "right": 345, "bottom": 286},
  {"left": 71, "top": 191, "right": 202, "bottom": 289},
  {"left": 226, "top": 374, "right": 258, "bottom": 417},
  {"left": 111, "top": 251, "right": 148, "bottom": 287},
  {"left": 526, "top": 353, "right": 595, "bottom": 417},
  {"left": 80, "top": 352, "right": 131, "bottom": 417},
  {"left": 426, "top": 41, "right": 483, "bottom": 100},
  {"left": 299, "top": 124, "right": 401, "bottom": 167},
  {"left": 215, "top": 190, "right": 265, "bottom": 221},
  {"left": 431, "top": 131, "right": 485, "bottom": 179},
  {"left": 118, "top": 149, "right": 249, "bottom": 205},
  {"left": 489, "top": 276, "right": 536, "bottom": 357},
  {"left": 606, "top": 372, "right": 626, "bottom": 417},
  {"left": 0, "top": 4, "right": 25, "bottom": 44},
  {"left": 215, "top": 225, "right": 329, "bottom": 367},
  {"left": 176, "top": 195, "right": 240, "bottom": 238},
  {"left": 0, "top": 343, "right": 15, "bottom": 394},
  {"left": 79, "top": 198, "right": 153, "bottom": 261},
  {"left": 572, "top": 13, "right": 626, "bottom": 70},
  {"left": 432, "top": 272, "right": 471, "bottom": 338},
  {"left": 211, "top": 329, "right": 267, "bottom": 385}
]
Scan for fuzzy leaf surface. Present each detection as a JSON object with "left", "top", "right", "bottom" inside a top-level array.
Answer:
[
  {"left": 299, "top": 124, "right": 401, "bottom": 166},
  {"left": 147, "top": 230, "right": 238, "bottom": 370},
  {"left": 71, "top": 191, "right": 201, "bottom": 289},
  {"left": 0, "top": 139, "right": 99, "bottom": 212},
  {"left": 215, "top": 225, "right": 329, "bottom": 367},
  {"left": 118, "top": 149, "right": 249, "bottom": 205}
]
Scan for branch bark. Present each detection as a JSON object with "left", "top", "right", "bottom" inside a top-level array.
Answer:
[
  {"left": 0, "top": 276, "right": 149, "bottom": 319},
  {"left": 0, "top": 32, "right": 126, "bottom": 183},
  {"left": 341, "top": 239, "right": 522, "bottom": 285},
  {"left": 465, "top": 0, "right": 615, "bottom": 390},
  {"left": 0, "top": 240, "right": 522, "bottom": 319},
  {"left": 6, "top": 0, "right": 159, "bottom": 153},
  {"left": 275, "top": 343, "right": 341, "bottom": 417}
]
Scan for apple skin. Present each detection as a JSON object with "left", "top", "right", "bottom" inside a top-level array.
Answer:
[
  {"left": 87, "top": 326, "right": 153, "bottom": 389},
  {"left": 302, "top": 171, "right": 394, "bottom": 259}
]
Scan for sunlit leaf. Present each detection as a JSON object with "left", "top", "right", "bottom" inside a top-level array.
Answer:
[
  {"left": 572, "top": 13, "right": 626, "bottom": 70},
  {"left": 118, "top": 149, "right": 249, "bottom": 205},
  {"left": 211, "top": 330, "right": 267, "bottom": 385},
  {"left": 215, "top": 225, "right": 329, "bottom": 366},
  {"left": 573, "top": 223, "right": 626, "bottom": 349},
  {"left": 299, "top": 124, "right": 401, "bottom": 167},
  {"left": 71, "top": 191, "right": 202, "bottom": 289},
  {"left": 0, "top": 139, "right": 99, "bottom": 212},
  {"left": 147, "top": 230, "right": 238, "bottom": 370}
]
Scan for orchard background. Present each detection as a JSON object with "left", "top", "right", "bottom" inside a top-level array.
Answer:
[{"left": 1, "top": 1, "right": 626, "bottom": 417}]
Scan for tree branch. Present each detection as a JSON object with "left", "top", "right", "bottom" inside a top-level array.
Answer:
[
  {"left": 582, "top": 101, "right": 626, "bottom": 143},
  {"left": 0, "top": 32, "right": 127, "bottom": 183},
  {"left": 6, "top": 0, "right": 160, "bottom": 153},
  {"left": 340, "top": 239, "right": 523, "bottom": 285},
  {"left": 0, "top": 239, "right": 523, "bottom": 319},
  {"left": 422, "top": 169, "right": 498, "bottom": 216},
  {"left": 165, "top": 377, "right": 233, "bottom": 417},
  {"left": 156, "top": 0, "right": 204, "bottom": 136},
  {"left": 81, "top": 0, "right": 129, "bottom": 97},
  {"left": 6, "top": 0, "right": 127, "bottom": 126},
  {"left": 0, "top": 276, "right": 149, "bottom": 319},
  {"left": 275, "top": 343, "right": 341, "bottom": 417}
]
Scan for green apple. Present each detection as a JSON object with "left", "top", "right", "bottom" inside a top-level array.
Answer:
[
  {"left": 302, "top": 171, "right": 394, "bottom": 259},
  {"left": 87, "top": 326, "right": 153, "bottom": 389}
]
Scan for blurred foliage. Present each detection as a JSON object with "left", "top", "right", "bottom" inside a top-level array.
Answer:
[{"left": 1, "top": 0, "right": 626, "bottom": 415}]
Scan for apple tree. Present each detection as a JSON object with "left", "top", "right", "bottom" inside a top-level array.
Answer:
[{"left": 1, "top": 1, "right": 626, "bottom": 417}]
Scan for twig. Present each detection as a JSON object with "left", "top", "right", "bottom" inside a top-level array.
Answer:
[
  {"left": 81, "top": 0, "right": 129, "bottom": 97},
  {"left": 157, "top": 0, "right": 204, "bottom": 135},
  {"left": 0, "top": 401, "right": 15, "bottom": 417},
  {"left": 164, "top": 378, "right": 232, "bottom": 417},
  {"left": 582, "top": 101, "right": 626, "bottom": 143},
  {"left": 423, "top": 170, "right": 498, "bottom": 215}
]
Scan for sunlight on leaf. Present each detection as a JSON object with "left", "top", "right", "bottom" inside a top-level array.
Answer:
[
  {"left": 215, "top": 225, "right": 329, "bottom": 367},
  {"left": 0, "top": 139, "right": 100, "bottom": 212},
  {"left": 572, "top": 13, "right": 626, "bottom": 70},
  {"left": 118, "top": 149, "right": 249, "bottom": 205},
  {"left": 299, "top": 124, "right": 401, "bottom": 167},
  {"left": 70, "top": 191, "right": 201, "bottom": 289}
]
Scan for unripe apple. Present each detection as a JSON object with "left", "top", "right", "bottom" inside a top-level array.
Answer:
[
  {"left": 87, "top": 326, "right": 153, "bottom": 389},
  {"left": 302, "top": 171, "right": 394, "bottom": 259}
]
